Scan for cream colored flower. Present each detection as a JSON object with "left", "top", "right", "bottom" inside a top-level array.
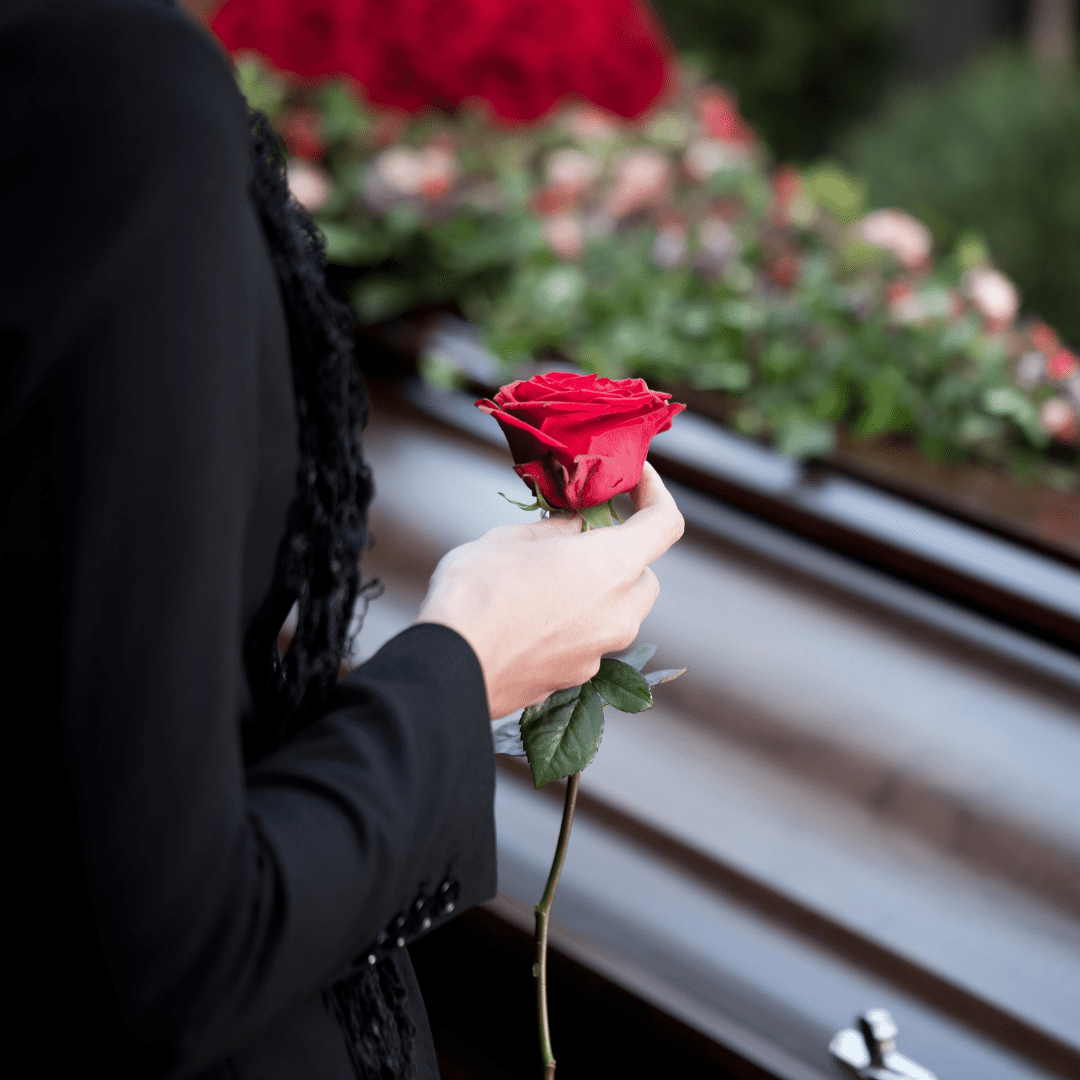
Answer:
[
  {"left": 545, "top": 149, "right": 600, "bottom": 193},
  {"left": 683, "top": 137, "right": 751, "bottom": 181},
  {"left": 563, "top": 104, "right": 620, "bottom": 143},
  {"left": 856, "top": 209, "right": 932, "bottom": 271},
  {"left": 286, "top": 160, "right": 334, "bottom": 213},
  {"left": 543, "top": 213, "right": 585, "bottom": 261},
  {"left": 963, "top": 267, "right": 1019, "bottom": 329},
  {"left": 605, "top": 150, "right": 672, "bottom": 219},
  {"left": 1039, "top": 397, "right": 1078, "bottom": 443},
  {"left": 368, "top": 145, "right": 458, "bottom": 202}
]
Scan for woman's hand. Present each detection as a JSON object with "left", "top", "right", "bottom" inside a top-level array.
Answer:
[{"left": 416, "top": 463, "right": 684, "bottom": 718}]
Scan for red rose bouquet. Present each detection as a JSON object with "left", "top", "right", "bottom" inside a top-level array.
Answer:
[
  {"left": 479, "top": 371, "right": 685, "bottom": 1079},
  {"left": 212, "top": 0, "right": 670, "bottom": 122}
]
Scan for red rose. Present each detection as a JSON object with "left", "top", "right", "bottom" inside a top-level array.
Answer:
[
  {"left": 572, "top": 3, "right": 670, "bottom": 119},
  {"left": 1048, "top": 348, "right": 1079, "bottom": 381},
  {"left": 477, "top": 372, "right": 685, "bottom": 510},
  {"left": 280, "top": 108, "right": 325, "bottom": 160},
  {"left": 213, "top": 0, "right": 671, "bottom": 122}
]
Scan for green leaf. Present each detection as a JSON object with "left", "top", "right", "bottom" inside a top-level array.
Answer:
[
  {"left": 591, "top": 659, "right": 654, "bottom": 713},
  {"left": 520, "top": 686, "right": 580, "bottom": 727},
  {"left": 578, "top": 500, "right": 613, "bottom": 530},
  {"left": 644, "top": 667, "right": 687, "bottom": 687},
  {"left": 521, "top": 683, "right": 605, "bottom": 787},
  {"left": 492, "top": 717, "right": 526, "bottom": 756},
  {"left": 611, "top": 644, "right": 658, "bottom": 672}
]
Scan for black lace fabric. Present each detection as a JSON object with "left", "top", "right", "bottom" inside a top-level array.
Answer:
[{"left": 329, "top": 959, "right": 418, "bottom": 1080}]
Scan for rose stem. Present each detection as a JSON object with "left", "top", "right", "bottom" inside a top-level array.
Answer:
[{"left": 534, "top": 770, "right": 581, "bottom": 1080}]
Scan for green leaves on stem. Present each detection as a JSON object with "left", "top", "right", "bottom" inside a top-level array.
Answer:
[
  {"left": 500, "top": 649, "right": 686, "bottom": 788},
  {"left": 590, "top": 657, "right": 653, "bottom": 712},
  {"left": 520, "top": 683, "right": 604, "bottom": 788}
]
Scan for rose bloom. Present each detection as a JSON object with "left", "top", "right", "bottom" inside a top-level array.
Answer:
[
  {"left": 963, "top": 267, "right": 1019, "bottom": 330},
  {"left": 545, "top": 148, "right": 601, "bottom": 196},
  {"left": 1040, "top": 397, "right": 1079, "bottom": 444},
  {"left": 286, "top": 160, "right": 334, "bottom": 213},
  {"left": 367, "top": 145, "right": 458, "bottom": 201},
  {"left": 476, "top": 372, "right": 685, "bottom": 510},
  {"left": 563, "top": 103, "right": 621, "bottom": 143},
  {"left": 856, "top": 209, "right": 932, "bottom": 272},
  {"left": 280, "top": 108, "right": 325, "bottom": 161},
  {"left": 605, "top": 149, "right": 672, "bottom": 219},
  {"left": 684, "top": 138, "right": 751, "bottom": 181},
  {"left": 570, "top": 10, "right": 670, "bottom": 119},
  {"left": 1048, "top": 348, "right": 1079, "bottom": 381},
  {"left": 1031, "top": 322, "right": 1059, "bottom": 355},
  {"left": 543, "top": 213, "right": 585, "bottom": 261},
  {"left": 213, "top": 0, "right": 670, "bottom": 122},
  {"left": 697, "top": 217, "right": 739, "bottom": 260},
  {"left": 214, "top": 0, "right": 366, "bottom": 80}
]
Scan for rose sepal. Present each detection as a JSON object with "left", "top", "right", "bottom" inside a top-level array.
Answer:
[
  {"left": 577, "top": 499, "right": 620, "bottom": 530},
  {"left": 498, "top": 490, "right": 561, "bottom": 513}
]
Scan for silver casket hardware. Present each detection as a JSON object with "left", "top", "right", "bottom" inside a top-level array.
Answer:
[{"left": 829, "top": 1009, "right": 938, "bottom": 1080}]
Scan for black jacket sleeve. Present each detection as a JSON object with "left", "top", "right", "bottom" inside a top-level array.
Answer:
[{"left": 0, "top": 2, "right": 496, "bottom": 1076}]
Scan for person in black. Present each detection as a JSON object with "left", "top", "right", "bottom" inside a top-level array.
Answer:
[{"left": 0, "top": 1, "right": 684, "bottom": 1078}]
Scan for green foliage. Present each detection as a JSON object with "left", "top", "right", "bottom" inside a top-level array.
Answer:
[
  {"left": 841, "top": 50, "right": 1080, "bottom": 348},
  {"left": 475, "top": 217, "right": 1075, "bottom": 476},
  {"left": 652, "top": 0, "right": 896, "bottom": 159},
  {"left": 520, "top": 683, "right": 606, "bottom": 788},
  {"left": 514, "top": 654, "right": 678, "bottom": 785},
  {"left": 236, "top": 54, "right": 1079, "bottom": 487},
  {"left": 590, "top": 659, "right": 654, "bottom": 713}
]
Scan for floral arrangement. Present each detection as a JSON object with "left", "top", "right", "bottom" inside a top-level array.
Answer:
[{"left": 231, "top": 54, "right": 1079, "bottom": 490}]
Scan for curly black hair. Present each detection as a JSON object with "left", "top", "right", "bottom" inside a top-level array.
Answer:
[
  {"left": 241, "top": 110, "right": 376, "bottom": 756},
  {"left": 241, "top": 111, "right": 419, "bottom": 1080}
]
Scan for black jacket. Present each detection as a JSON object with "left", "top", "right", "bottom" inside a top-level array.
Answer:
[{"left": 0, "top": 1, "right": 497, "bottom": 1076}]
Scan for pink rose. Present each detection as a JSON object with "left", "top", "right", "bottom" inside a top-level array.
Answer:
[{"left": 857, "top": 209, "right": 933, "bottom": 272}]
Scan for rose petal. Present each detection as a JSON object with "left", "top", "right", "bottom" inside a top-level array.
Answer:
[{"left": 478, "top": 374, "right": 685, "bottom": 509}]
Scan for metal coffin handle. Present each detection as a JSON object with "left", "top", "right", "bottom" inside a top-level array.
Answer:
[{"left": 830, "top": 1009, "right": 938, "bottom": 1080}]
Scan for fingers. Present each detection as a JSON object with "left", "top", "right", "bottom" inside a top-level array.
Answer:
[
  {"left": 633, "top": 564, "right": 661, "bottom": 611},
  {"left": 594, "top": 567, "right": 660, "bottom": 658},
  {"left": 609, "top": 464, "right": 684, "bottom": 565}
]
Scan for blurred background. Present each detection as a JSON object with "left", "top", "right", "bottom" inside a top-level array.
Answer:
[
  {"left": 214, "top": 0, "right": 1078, "bottom": 546},
  {"left": 205, "top": 3, "right": 1080, "bottom": 1078}
]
